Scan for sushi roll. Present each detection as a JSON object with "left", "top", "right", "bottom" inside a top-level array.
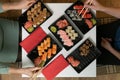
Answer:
[
  {"left": 37, "top": 2, "right": 41, "bottom": 7},
  {"left": 47, "top": 49, "right": 52, "bottom": 59},
  {"left": 37, "top": 8, "right": 41, "bottom": 13},
  {"left": 43, "top": 8, "right": 47, "bottom": 18},
  {"left": 68, "top": 33, "right": 73, "bottom": 37},
  {"left": 71, "top": 36, "right": 76, "bottom": 40},
  {"left": 85, "top": 45, "right": 89, "bottom": 49},
  {"left": 52, "top": 44, "right": 57, "bottom": 49},
  {"left": 67, "top": 10, "right": 72, "bottom": 14},
  {"left": 52, "top": 44, "right": 57, "bottom": 54},
  {"left": 37, "top": 46, "right": 42, "bottom": 51},
  {"left": 73, "top": 33, "right": 78, "bottom": 38},
  {"left": 42, "top": 52, "right": 47, "bottom": 61},
  {"left": 34, "top": 4, "right": 38, "bottom": 9},
  {"left": 67, "top": 26, "right": 72, "bottom": 30},
  {"left": 27, "top": 10, "right": 32, "bottom": 16},
  {"left": 33, "top": 10, "right": 37, "bottom": 16},
  {"left": 65, "top": 29, "right": 70, "bottom": 33},
  {"left": 46, "top": 37, "right": 51, "bottom": 47},
  {"left": 31, "top": 13, "right": 35, "bottom": 18},
  {"left": 70, "top": 30, "right": 75, "bottom": 33},
  {"left": 52, "top": 48, "right": 57, "bottom": 55},
  {"left": 27, "top": 16, "right": 32, "bottom": 21},
  {"left": 70, "top": 13, "right": 74, "bottom": 17},
  {"left": 31, "top": 8, "right": 35, "bottom": 13},
  {"left": 38, "top": 50, "right": 43, "bottom": 56}
]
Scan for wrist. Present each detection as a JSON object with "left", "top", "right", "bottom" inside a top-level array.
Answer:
[
  {"left": 108, "top": 47, "right": 115, "bottom": 53},
  {"left": 2, "top": 2, "right": 19, "bottom": 11},
  {"left": 9, "top": 67, "right": 23, "bottom": 74}
]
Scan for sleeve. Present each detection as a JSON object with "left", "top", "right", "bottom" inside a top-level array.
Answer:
[
  {"left": 0, "top": 62, "right": 9, "bottom": 74},
  {"left": 0, "top": 3, "right": 4, "bottom": 13}
]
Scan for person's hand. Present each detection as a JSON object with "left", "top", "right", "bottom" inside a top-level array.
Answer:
[
  {"left": 84, "top": 0, "right": 105, "bottom": 11},
  {"left": 2, "top": 0, "right": 36, "bottom": 11},
  {"left": 14, "top": 0, "right": 36, "bottom": 9},
  {"left": 101, "top": 37, "right": 113, "bottom": 51},
  {"left": 19, "top": 67, "right": 41, "bottom": 77}
]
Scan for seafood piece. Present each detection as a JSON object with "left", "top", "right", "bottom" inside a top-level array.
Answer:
[
  {"left": 24, "top": 21, "right": 33, "bottom": 29},
  {"left": 38, "top": 50, "right": 43, "bottom": 56},
  {"left": 56, "top": 19, "right": 68, "bottom": 29},
  {"left": 85, "top": 19, "right": 93, "bottom": 29},
  {"left": 58, "top": 30, "right": 74, "bottom": 47},
  {"left": 57, "top": 30, "right": 67, "bottom": 35},
  {"left": 27, "top": 10, "right": 32, "bottom": 16},
  {"left": 34, "top": 56, "right": 42, "bottom": 67},
  {"left": 67, "top": 56, "right": 80, "bottom": 67},
  {"left": 67, "top": 10, "right": 72, "bottom": 14},
  {"left": 47, "top": 49, "right": 52, "bottom": 59},
  {"left": 73, "top": 5, "right": 83, "bottom": 9},
  {"left": 27, "top": 16, "right": 32, "bottom": 21},
  {"left": 67, "top": 26, "right": 72, "bottom": 30},
  {"left": 42, "top": 52, "right": 47, "bottom": 61}
]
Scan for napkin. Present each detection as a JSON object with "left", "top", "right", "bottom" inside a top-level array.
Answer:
[
  {"left": 42, "top": 54, "right": 69, "bottom": 80},
  {"left": 20, "top": 27, "right": 46, "bottom": 53}
]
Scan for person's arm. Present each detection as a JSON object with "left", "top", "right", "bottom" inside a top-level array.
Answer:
[
  {"left": 101, "top": 38, "right": 120, "bottom": 60},
  {"left": 108, "top": 47, "right": 120, "bottom": 60},
  {"left": 0, "top": 62, "right": 41, "bottom": 77},
  {"left": 0, "top": 0, "right": 35, "bottom": 12},
  {"left": 84, "top": 0, "right": 120, "bottom": 18},
  {"left": 9, "top": 67, "right": 41, "bottom": 77}
]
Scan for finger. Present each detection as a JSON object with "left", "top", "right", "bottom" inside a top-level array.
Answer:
[
  {"left": 31, "top": 67, "right": 41, "bottom": 71},
  {"left": 101, "top": 37, "right": 107, "bottom": 42},
  {"left": 27, "top": 67, "right": 41, "bottom": 71},
  {"left": 84, "top": 0, "right": 91, "bottom": 4},
  {"left": 105, "top": 38, "right": 112, "bottom": 42}
]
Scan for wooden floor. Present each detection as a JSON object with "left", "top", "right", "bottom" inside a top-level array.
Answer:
[
  {"left": 1, "top": 73, "right": 120, "bottom": 80},
  {"left": 0, "top": 0, "right": 120, "bottom": 80}
]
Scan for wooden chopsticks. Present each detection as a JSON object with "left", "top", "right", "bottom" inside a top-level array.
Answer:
[
  {"left": 29, "top": 67, "right": 44, "bottom": 80},
  {"left": 79, "top": 0, "right": 94, "bottom": 18}
]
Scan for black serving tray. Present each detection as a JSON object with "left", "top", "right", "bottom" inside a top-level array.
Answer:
[
  {"left": 65, "top": 0, "right": 97, "bottom": 34},
  {"left": 19, "top": 0, "right": 52, "bottom": 33},
  {"left": 48, "top": 15, "right": 83, "bottom": 51},
  {"left": 27, "top": 35, "right": 62, "bottom": 67},
  {"left": 66, "top": 39, "right": 101, "bottom": 73}
]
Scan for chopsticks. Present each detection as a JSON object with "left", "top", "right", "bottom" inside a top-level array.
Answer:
[
  {"left": 79, "top": 0, "right": 94, "bottom": 18},
  {"left": 29, "top": 67, "right": 44, "bottom": 80}
]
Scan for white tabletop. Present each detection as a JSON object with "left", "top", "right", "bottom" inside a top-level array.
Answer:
[{"left": 22, "top": 3, "right": 96, "bottom": 77}]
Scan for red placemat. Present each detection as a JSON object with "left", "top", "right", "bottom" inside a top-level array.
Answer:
[
  {"left": 20, "top": 27, "right": 46, "bottom": 53},
  {"left": 42, "top": 54, "right": 69, "bottom": 80}
]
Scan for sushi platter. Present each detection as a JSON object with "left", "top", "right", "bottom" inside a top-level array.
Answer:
[
  {"left": 66, "top": 39, "right": 101, "bottom": 73},
  {"left": 27, "top": 35, "right": 62, "bottom": 67},
  {"left": 21, "top": 0, "right": 99, "bottom": 77},
  {"left": 19, "top": 0, "right": 52, "bottom": 33},
  {"left": 48, "top": 15, "right": 83, "bottom": 50},
  {"left": 65, "top": 1, "right": 97, "bottom": 34}
]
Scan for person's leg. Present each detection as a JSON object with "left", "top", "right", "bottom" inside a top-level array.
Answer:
[{"left": 97, "top": 20, "right": 120, "bottom": 65}]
